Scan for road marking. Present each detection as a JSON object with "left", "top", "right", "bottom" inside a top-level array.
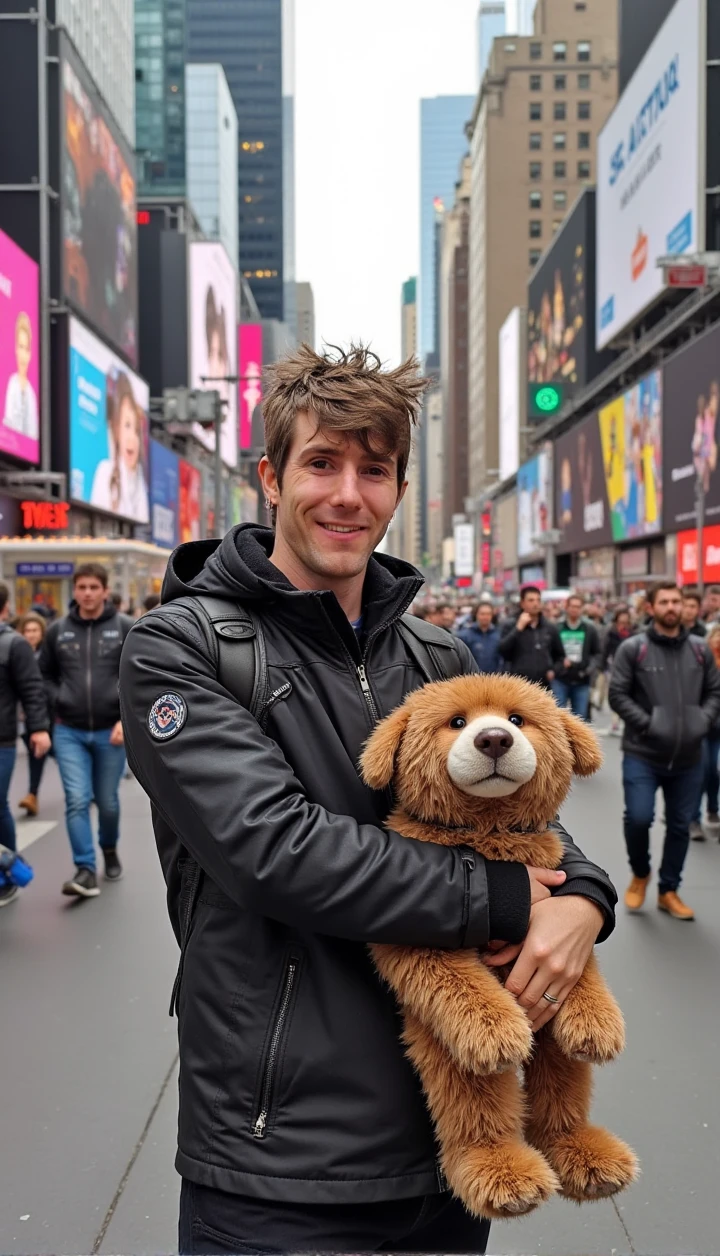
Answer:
[{"left": 15, "top": 820, "right": 58, "bottom": 853}]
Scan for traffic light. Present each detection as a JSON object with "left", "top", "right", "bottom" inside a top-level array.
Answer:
[{"left": 529, "top": 382, "right": 565, "bottom": 420}]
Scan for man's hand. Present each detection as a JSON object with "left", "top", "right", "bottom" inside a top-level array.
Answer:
[
  {"left": 563, "top": 658, "right": 572, "bottom": 669},
  {"left": 546, "top": 670, "right": 555, "bottom": 682},
  {"left": 516, "top": 612, "right": 532, "bottom": 631},
  {"left": 29, "top": 731, "right": 51, "bottom": 758},
  {"left": 528, "top": 866, "right": 566, "bottom": 903},
  {"left": 483, "top": 895, "right": 605, "bottom": 1030},
  {"left": 110, "top": 721, "right": 125, "bottom": 747}
]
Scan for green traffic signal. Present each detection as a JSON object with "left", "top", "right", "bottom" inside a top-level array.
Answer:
[{"left": 529, "top": 383, "right": 564, "bottom": 419}]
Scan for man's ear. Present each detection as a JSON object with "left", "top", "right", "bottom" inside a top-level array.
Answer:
[
  {"left": 360, "top": 702, "right": 413, "bottom": 789},
  {"left": 558, "top": 709, "right": 603, "bottom": 777}
]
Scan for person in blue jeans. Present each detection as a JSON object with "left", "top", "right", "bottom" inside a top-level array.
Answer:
[
  {"left": 552, "top": 594, "right": 601, "bottom": 721},
  {"left": 40, "top": 564, "right": 132, "bottom": 899}
]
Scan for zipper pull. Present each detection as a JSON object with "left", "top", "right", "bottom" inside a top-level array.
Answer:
[
  {"left": 357, "top": 664, "right": 371, "bottom": 696},
  {"left": 253, "top": 1112, "right": 267, "bottom": 1139}
]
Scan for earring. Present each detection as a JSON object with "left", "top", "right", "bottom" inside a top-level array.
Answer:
[{"left": 264, "top": 497, "right": 273, "bottom": 510}]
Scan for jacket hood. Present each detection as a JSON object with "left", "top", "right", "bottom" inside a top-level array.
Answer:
[
  {"left": 161, "top": 524, "right": 424, "bottom": 635},
  {"left": 646, "top": 623, "right": 690, "bottom": 649}
]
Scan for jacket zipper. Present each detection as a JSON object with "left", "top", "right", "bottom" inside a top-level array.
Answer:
[
  {"left": 253, "top": 960, "right": 297, "bottom": 1139},
  {"left": 668, "top": 651, "right": 683, "bottom": 770},
  {"left": 169, "top": 862, "right": 202, "bottom": 1017},
  {"left": 356, "top": 663, "right": 379, "bottom": 723},
  {"left": 86, "top": 623, "right": 94, "bottom": 731},
  {"left": 460, "top": 851, "right": 475, "bottom": 944}
]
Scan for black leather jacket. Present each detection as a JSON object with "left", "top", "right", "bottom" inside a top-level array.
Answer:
[
  {"left": 40, "top": 604, "right": 132, "bottom": 730},
  {"left": 609, "top": 626, "right": 720, "bottom": 768},
  {"left": 119, "top": 525, "right": 617, "bottom": 1206},
  {"left": 0, "top": 625, "right": 49, "bottom": 745}
]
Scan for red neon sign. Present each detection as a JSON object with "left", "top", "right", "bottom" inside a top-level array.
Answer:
[{"left": 21, "top": 501, "right": 70, "bottom": 531}]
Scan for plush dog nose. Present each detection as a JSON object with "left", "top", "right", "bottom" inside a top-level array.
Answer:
[{"left": 474, "top": 728, "right": 514, "bottom": 760}]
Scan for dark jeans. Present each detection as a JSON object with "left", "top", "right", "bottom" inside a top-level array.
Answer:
[
  {"left": 53, "top": 724, "right": 126, "bottom": 870},
  {"left": 693, "top": 733, "right": 720, "bottom": 822},
  {"left": 622, "top": 752, "right": 704, "bottom": 893},
  {"left": 551, "top": 679, "right": 590, "bottom": 720},
  {"left": 0, "top": 745, "right": 17, "bottom": 851},
  {"left": 179, "top": 1181, "right": 490, "bottom": 1255},
  {"left": 22, "top": 732, "right": 49, "bottom": 797}
]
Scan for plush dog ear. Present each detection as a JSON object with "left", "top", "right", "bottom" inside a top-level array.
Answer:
[
  {"left": 558, "top": 709, "right": 603, "bottom": 777},
  {"left": 360, "top": 702, "right": 413, "bottom": 789}
]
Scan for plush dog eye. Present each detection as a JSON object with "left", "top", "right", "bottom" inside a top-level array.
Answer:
[
  {"left": 449, "top": 716, "right": 467, "bottom": 730},
  {"left": 508, "top": 714, "right": 524, "bottom": 728}
]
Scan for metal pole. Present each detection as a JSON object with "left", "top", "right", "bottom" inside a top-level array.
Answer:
[
  {"left": 546, "top": 543, "right": 557, "bottom": 591},
  {"left": 38, "top": 0, "right": 51, "bottom": 473},
  {"left": 696, "top": 472, "right": 706, "bottom": 599},
  {"left": 214, "top": 402, "right": 224, "bottom": 536}
]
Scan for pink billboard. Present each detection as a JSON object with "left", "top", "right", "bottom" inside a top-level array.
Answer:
[
  {"left": 238, "top": 324, "right": 263, "bottom": 451},
  {"left": 0, "top": 227, "right": 40, "bottom": 464}
]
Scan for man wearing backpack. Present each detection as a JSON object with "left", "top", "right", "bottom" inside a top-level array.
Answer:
[
  {"left": 609, "top": 581, "right": 720, "bottom": 921},
  {"left": 120, "top": 344, "right": 617, "bottom": 1255}
]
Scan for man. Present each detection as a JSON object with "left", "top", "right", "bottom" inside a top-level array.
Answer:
[
  {"left": 120, "top": 345, "right": 617, "bottom": 1255},
  {"left": 40, "top": 564, "right": 132, "bottom": 898},
  {"left": 0, "top": 583, "right": 51, "bottom": 907},
  {"left": 681, "top": 588, "right": 707, "bottom": 638},
  {"left": 425, "top": 602, "right": 456, "bottom": 631},
  {"left": 457, "top": 601, "right": 502, "bottom": 673},
  {"left": 609, "top": 581, "right": 720, "bottom": 921},
  {"left": 552, "top": 594, "right": 602, "bottom": 721},
  {"left": 702, "top": 584, "right": 720, "bottom": 623},
  {"left": 498, "top": 586, "right": 565, "bottom": 688}
]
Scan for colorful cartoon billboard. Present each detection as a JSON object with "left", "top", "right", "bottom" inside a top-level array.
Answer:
[
  {"left": 517, "top": 446, "right": 553, "bottom": 558},
  {"left": 598, "top": 370, "right": 662, "bottom": 541},
  {"left": 0, "top": 227, "right": 40, "bottom": 464}
]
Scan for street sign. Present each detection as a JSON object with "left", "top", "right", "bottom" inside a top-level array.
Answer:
[
  {"left": 529, "top": 382, "right": 565, "bottom": 420},
  {"left": 657, "top": 252, "right": 720, "bottom": 288},
  {"left": 666, "top": 263, "right": 707, "bottom": 288}
]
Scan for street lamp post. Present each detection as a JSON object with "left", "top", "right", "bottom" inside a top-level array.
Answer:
[{"left": 531, "top": 529, "right": 563, "bottom": 590}]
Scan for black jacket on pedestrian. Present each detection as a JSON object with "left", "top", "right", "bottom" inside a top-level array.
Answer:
[
  {"left": 119, "top": 525, "right": 617, "bottom": 1206},
  {"left": 39, "top": 604, "right": 132, "bottom": 731},
  {"left": 608, "top": 625, "right": 720, "bottom": 769},
  {"left": 0, "top": 624, "right": 50, "bottom": 746},
  {"left": 555, "top": 617, "right": 602, "bottom": 686},
  {"left": 685, "top": 617, "right": 707, "bottom": 638},
  {"left": 498, "top": 611, "right": 565, "bottom": 686},
  {"left": 601, "top": 626, "right": 635, "bottom": 671}
]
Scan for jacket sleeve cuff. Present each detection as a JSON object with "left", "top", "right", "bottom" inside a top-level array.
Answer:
[
  {"left": 553, "top": 877, "right": 615, "bottom": 942},
  {"left": 485, "top": 861, "right": 531, "bottom": 944}
]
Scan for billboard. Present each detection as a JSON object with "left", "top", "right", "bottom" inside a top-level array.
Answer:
[
  {"left": 238, "top": 324, "right": 263, "bottom": 451},
  {"left": 596, "top": 0, "right": 704, "bottom": 348},
  {"left": 189, "top": 242, "right": 238, "bottom": 470},
  {"left": 0, "top": 227, "right": 39, "bottom": 464},
  {"left": 554, "top": 412, "right": 613, "bottom": 553},
  {"left": 499, "top": 308, "right": 523, "bottom": 481},
  {"left": 62, "top": 40, "right": 138, "bottom": 365},
  {"left": 179, "top": 459, "right": 202, "bottom": 543},
  {"left": 517, "top": 447, "right": 553, "bottom": 559},
  {"left": 598, "top": 370, "right": 663, "bottom": 540},
  {"left": 663, "top": 321, "right": 720, "bottom": 529},
  {"left": 150, "top": 440, "right": 179, "bottom": 550},
  {"left": 69, "top": 316, "right": 150, "bottom": 524}
]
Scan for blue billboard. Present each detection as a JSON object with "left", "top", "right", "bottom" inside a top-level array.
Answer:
[{"left": 150, "top": 439, "right": 179, "bottom": 550}]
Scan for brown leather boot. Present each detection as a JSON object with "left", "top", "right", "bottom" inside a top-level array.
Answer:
[
  {"left": 658, "top": 890, "right": 695, "bottom": 920},
  {"left": 18, "top": 793, "right": 38, "bottom": 817},
  {"left": 624, "top": 875, "right": 650, "bottom": 911}
]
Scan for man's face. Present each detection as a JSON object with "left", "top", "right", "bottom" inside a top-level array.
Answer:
[
  {"left": 682, "top": 597, "right": 700, "bottom": 627},
  {"left": 652, "top": 588, "right": 682, "bottom": 630},
  {"left": 566, "top": 597, "right": 584, "bottom": 621},
  {"left": 440, "top": 606, "right": 456, "bottom": 630},
  {"left": 74, "top": 577, "right": 106, "bottom": 616},
  {"left": 476, "top": 605, "right": 494, "bottom": 629},
  {"left": 521, "top": 592, "right": 541, "bottom": 617},
  {"left": 705, "top": 591, "right": 720, "bottom": 616},
  {"left": 260, "top": 410, "right": 405, "bottom": 585}
]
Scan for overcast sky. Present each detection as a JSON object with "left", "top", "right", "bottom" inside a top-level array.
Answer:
[{"left": 295, "top": 0, "right": 480, "bottom": 366}]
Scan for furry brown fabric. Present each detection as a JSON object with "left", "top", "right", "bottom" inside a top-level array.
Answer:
[{"left": 360, "top": 674, "right": 638, "bottom": 1219}]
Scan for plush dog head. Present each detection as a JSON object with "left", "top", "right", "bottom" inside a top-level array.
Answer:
[{"left": 361, "top": 674, "right": 602, "bottom": 834}]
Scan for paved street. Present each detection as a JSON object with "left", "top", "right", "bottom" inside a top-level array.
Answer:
[{"left": 1, "top": 726, "right": 719, "bottom": 1256}]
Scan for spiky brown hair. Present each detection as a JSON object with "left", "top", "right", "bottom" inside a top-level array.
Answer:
[{"left": 262, "top": 343, "right": 428, "bottom": 486}]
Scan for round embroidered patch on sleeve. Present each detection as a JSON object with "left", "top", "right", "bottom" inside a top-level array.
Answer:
[{"left": 148, "top": 693, "right": 187, "bottom": 740}]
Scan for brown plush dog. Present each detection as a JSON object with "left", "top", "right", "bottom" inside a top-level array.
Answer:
[{"left": 360, "top": 673, "right": 638, "bottom": 1220}]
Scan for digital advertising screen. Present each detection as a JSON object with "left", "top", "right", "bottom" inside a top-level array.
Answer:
[
  {"left": 62, "top": 39, "right": 138, "bottom": 365},
  {"left": 238, "top": 324, "right": 263, "bottom": 452},
  {"left": 663, "top": 322, "right": 720, "bottom": 529},
  {"left": 554, "top": 412, "right": 613, "bottom": 554},
  {"left": 597, "top": 370, "right": 663, "bottom": 541},
  {"left": 179, "top": 459, "right": 202, "bottom": 543},
  {"left": 69, "top": 316, "right": 150, "bottom": 524},
  {"left": 150, "top": 440, "right": 179, "bottom": 550},
  {"left": 0, "top": 226, "right": 40, "bottom": 464},
  {"left": 517, "top": 447, "right": 553, "bottom": 559},
  {"left": 189, "top": 241, "right": 238, "bottom": 470},
  {"left": 528, "top": 195, "right": 590, "bottom": 392}
]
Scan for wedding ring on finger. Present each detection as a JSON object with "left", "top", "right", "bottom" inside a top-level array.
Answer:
[{"left": 542, "top": 990, "right": 560, "bottom": 1005}]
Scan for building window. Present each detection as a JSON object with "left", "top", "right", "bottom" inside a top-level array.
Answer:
[
  {"left": 529, "top": 190, "right": 542, "bottom": 208},
  {"left": 529, "top": 132, "right": 542, "bottom": 150},
  {"left": 578, "top": 160, "right": 591, "bottom": 179},
  {"left": 529, "top": 161, "right": 542, "bottom": 180},
  {"left": 530, "top": 101, "right": 542, "bottom": 121},
  {"left": 554, "top": 100, "right": 566, "bottom": 120},
  {"left": 553, "top": 219, "right": 563, "bottom": 232},
  {"left": 504, "top": 42, "right": 517, "bottom": 51},
  {"left": 553, "top": 41, "right": 567, "bottom": 61},
  {"left": 554, "top": 161, "right": 567, "bottom": 178},
  {"left": 578, "top": 100, "right": 591, "bottom": 120},
  {"left": 577, "top": 41, "right": 591, "bottom": 61},
  {"left": 578, "top": 131, "right": 591, "bottom": 149},
  {"left": 530, "top": 249, "right": 542, "bottom": 266},
  {"left": 529, "top": 220, "right": 542, "bottom": 238},
  {"left": 530, "top": 73, "right": 542, "bottom": 90},
  {"left": 554, "top": 74, "right": 567, "bottom": 90},
  {"left": 575, "top": 1, "right": 587, "bottom": 8},
  {"left": 553, "top": 190, "right": 567, "bottom": 208},
  {"left": 578, "top": 72, "right": 591, "bottom": 89},
  {"left": 530, "top": 41, "right": 542, "bottom": 59},
  {"left": 553, "top": 132, "right": 567, "bottom": 149}
]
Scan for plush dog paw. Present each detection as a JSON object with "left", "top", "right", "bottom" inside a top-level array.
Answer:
[
  {"left": 445, "top": 1141, "right": 559, "bottom": 1219},
  {"left": 542, "top": 1125, "right": 639, "bottom": 1201},
  {"left": 552, "top": 996, "right": 626, "bottom": 1064},
  {"left": 444, "top": 1002, "right": 533, "bottom": 1076}
]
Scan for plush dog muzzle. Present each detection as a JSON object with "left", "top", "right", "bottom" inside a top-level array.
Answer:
[{"left": 447, "top": 714, "right": 538, "bottom": 797}]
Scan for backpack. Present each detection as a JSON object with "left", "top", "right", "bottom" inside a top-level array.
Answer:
[{"left": 632, "top": 630, "right": 706, "bottom": 669}]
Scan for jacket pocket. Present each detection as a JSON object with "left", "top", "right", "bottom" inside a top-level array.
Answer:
[
  {"left": 252, "top": 955, "right": 302, "bottom": 1140},
  {"left": 647, "top": 706, "right": 676, "bottom": 750},
  {"left": 683, "top": 705, "right": 710, "bottom": 746}
]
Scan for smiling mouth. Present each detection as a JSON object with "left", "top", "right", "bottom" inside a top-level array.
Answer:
[{"left": 318, "top": 523, "right": 367, "bottom": 535}]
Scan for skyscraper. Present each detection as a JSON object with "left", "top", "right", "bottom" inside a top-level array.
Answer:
[
  {"left": 505, "top": 0, "right": 537, "bottom": 35},
  {"left": 135, "top": 0, "right": 187, "bottom": 195},
  {"left": 295, "top": 282, "right": 315, "bottom": 349},
  {"left": 418, "top": 97, "right": 474, "bottom": 364},
  {"left": 58, "top": 0, "right": 135, "bottom": 142},
  {"left": 477, "top": 2, "right": 505, "bottom": 84},
  {"left": 186, "top": 64, "right": 240, "bottom": 271},
  {"left": 186, "top": 0, "right": 295, "bottom": 324}
]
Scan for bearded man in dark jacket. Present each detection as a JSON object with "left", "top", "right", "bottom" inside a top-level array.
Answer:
[{"left": 120, "top": 344, "right": 618, "bottom": 1256}]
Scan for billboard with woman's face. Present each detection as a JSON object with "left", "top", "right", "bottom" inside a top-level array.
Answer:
[
  {"left": 179, "top": 459, "right": 202, "bottom": 542},
  {"left": 189, "top": 242, "right": 238, "bottom": 470},
  {"left": 69, "top": 317, "right": 150, "bottom": 524},
  {"left": 0, "top": 227, "right": 40, "bottom": 464},
  {"left": 62, "top": 38, "right": 138, "bottom": 365}
]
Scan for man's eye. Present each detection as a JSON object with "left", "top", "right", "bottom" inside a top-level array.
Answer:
[
  {"left": 449, "top": 716, "right": 466, "bottom": 730},
  {"left": 508, "top": 714, "right": 524, "bottom": 727},
  {"left": 310, "top": 459, "right": 331, "bottom": 470}
]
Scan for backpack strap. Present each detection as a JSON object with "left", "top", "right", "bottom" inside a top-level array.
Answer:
[
  {"left": 397, "top": 613, "right": 464, "bottom": 683},
  {"left": 187, "top": 595, "right": 265, "bottom": 719}
]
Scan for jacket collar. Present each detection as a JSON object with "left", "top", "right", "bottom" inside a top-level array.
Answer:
[{"left": 646, "top": 623, "right": 689, "bottom": 649}]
